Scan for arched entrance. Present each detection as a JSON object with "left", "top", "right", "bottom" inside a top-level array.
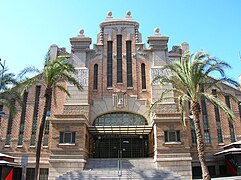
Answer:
[{"left": 89, "top": 112, "right": 152, "bottom": 158}]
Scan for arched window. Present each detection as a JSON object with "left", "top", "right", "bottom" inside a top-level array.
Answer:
[
  {"left": 212, "top": 89, "right": 223, "bottom": 143},
  {"left": 18, "top": 91, "right": 28, "bottom": 145},
  {"left": 93, "top": 64, "right": 98, "bottom": 90},
  {"left": 225, "top": 95, "right": 236, "bottom": 142},
  {"left": 93, "top": 112, "right": 148, "bottom": 126},
  {"left": 141, "top": 63, "right": 146, "bottom": 89},
  {"left": 30, "top": 86, "right": 41, "bottom": 146}
]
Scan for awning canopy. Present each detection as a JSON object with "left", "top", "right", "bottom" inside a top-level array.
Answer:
[
  {"left": 0, "top": 160, "right": 21, "bottom": 167},
  {"left": 0, "top": 153, "right": 21, "bottom": 167},
  {"left": 214, "top": 140, "right": 241, "bottom": 157},
  {"left": 0, "top": 153, "right": 14, "bottom": 159},
  {"left": 214, "top": 147, "right": 241, "bottom": 156},
  {"left": 88, "top": 125, "right": 152, "bottom": 135}
]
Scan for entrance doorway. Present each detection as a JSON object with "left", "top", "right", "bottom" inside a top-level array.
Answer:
[{"left": 93, "top": 134, "right": 148, "bottom": 158}]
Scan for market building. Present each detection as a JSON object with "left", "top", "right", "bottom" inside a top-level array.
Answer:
[{"left": 0, "top": 11, "right": 241, "bottom": 179}]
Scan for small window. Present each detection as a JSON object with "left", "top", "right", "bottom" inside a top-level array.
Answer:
[
  {"left": 141, "top": 63, "right": 146, "bottom": 89},
  {"left": 26, "top": 168, "right": 35, "bottom": 180},
  {"left": 59, "top": 132, "right": 76, "bottom": 144},
  {"left": 40, "top": 168, "right": 49, "bottom": 180},
  {"left": 164, "top": 131, "right": 180, "bottom": 142},
  {"left": 43, "top": 119, "right": 50, "bottom": 146},
  {"left": 93, "top": 64, "right": 98, "bottom": 90}
]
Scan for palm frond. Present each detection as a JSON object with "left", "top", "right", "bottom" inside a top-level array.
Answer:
[
  {"left": 216, "top": 90, "right": 240, "bottom": 103},
  {"left": 56, "top": 84, "right": 70, "bottom": 97},
  {"left": 202, "top": 93, "right": 235, "bottom": 123},
  {"left": 177, "top": 95, "right": 189, "bottom": 127},
  {"left": 149, "top": 89, "right": 175, "bottom": 116},
  {"left": 18, "top": 66, "right": 40, "bottom": 80}
]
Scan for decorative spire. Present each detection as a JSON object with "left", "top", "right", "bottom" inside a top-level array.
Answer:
[
  {"left": 135, "top": 26, "right": 139, "bottom": 43},
  {"left": 98, "top": 28, "right": 103, "bottom": 45}
]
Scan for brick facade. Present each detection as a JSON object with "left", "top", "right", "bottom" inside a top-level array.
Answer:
[{"left": 0, "top": 12, "right": 241, "bottom": 179}]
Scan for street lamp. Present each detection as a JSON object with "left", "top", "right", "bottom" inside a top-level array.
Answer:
[
  {"left": 0, "top": 58, "right": 5, "bottom": 69},
  {"left": 0, "top": 58, "right": 6, "bottom": 86},
  {"left": 0, "top": 58, "right": 6, "bottom": 123}
]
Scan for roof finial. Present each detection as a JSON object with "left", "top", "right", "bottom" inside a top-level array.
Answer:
[
  {"left": 154, "top": 27, "right": 160, "bottom": 34},
  {"left": 126, "top": 10, "right": 132, "bottom": 18},
  {"left": 107, "top": 11, "right": 112, "bottom": 18},
  {"left": 79, "top": 29, "right": 84, "bottom": 35}
]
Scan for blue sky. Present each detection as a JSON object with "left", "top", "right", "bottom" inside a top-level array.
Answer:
[{"left": 0, "top": 1, "right": 241, "bottom": 81}]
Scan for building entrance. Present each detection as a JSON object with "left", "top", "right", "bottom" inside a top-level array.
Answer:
[{"left": 93, "top": 134, "right": 148, "bottom": 158}]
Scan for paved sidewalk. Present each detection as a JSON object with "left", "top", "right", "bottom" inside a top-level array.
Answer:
[{"left": 195, "top": 176, "right": 241, "bottom": 180}]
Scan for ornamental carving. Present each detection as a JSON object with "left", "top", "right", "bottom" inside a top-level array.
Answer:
[
  {"left": 69, "top": 69, "right": 88, "bottom": 87},
  {"left": 88, "top": 51, "right": 102, "bottom": 59},
  {"left": 154, "top": 104, "right": 178, "bottom": 114},
  {"left": 63, "top": 105, "right": 89, "bottom": 118},
  {"left": 135, "top": 28, "right": 139, "bottom": 43},
  {"left": 137, "top": 51, "right": 149, "bottom": 59},
  {"left": 151, "top": 68, "right": 171, "bottom": 84},
  {"left": 113, "top": 92, "right": 127, "bottom": 109}
]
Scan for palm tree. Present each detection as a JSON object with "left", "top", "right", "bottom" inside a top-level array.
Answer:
[
  {"left": 19, "top": 55, "right": 83, "bottom": 180},
  {"left": 0, "top": 68, "right": 22, "bottom": 115},
  {"left": 150, "top": 51, "right": 239, "bottom": 180}
]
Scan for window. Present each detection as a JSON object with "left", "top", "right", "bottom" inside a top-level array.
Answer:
[
  {"left": 94, "top": 112, "right": 148, "bottom": 126},
  {"left": 85, "top": 134, "right": 89, "bottom": 148},
  {"left": 190, "top": 119, "right": 197, "bottom": 144},
  {"left": 30, "top": 86, "right": 41, "bottom": 146},
  {"left": 43, "top": 93, "right": 52, "bottom": 146},
  {"left": 141, "top": 63, "right": 146, "bottom": 89},
  {"left": 225, "top": 95, "right": 235, "bottom": 142},
  {"left": 189, "top": 102, "right": 197, "bottom": 144},
  {"left": 93, "top": 64, "right": 98, "bottom": 90},
  {"left": 40, "top": 168, "right": 49, "bottom": 180},
  {"left": 13, "top": 167, "right": 22, "bottom": 180},
  {"left": 60, "top": 132, "right": 76, "bottom": 144},
  {"left": 117, "top": 35, "right": 122, "bottom": 83},
  {"left": 208, "top": 166, "right": 216, "bottom": 176},
  {"left": 212, "top": 89, "right": 223, "bottom": 143},
  {"left": 107, "top": 41, "right": 113, "bottom": 87},
  {"left": 164, "top": 131, "right": 180, "bottom": 142},
  {"left": 126, "top": 41, "right": 132, "bottom": 87},
  {"left": 201, "top": 96, "right": 211, "bottom": 144},
  {"left": 43, "top": 119, "right": 50, "bottom": 146},
  {"left": 26, "top": 168, "right": 35, "bottom": 180},
  {"left": 239, "top": 102, "right": 241, "bottom": 122},
  {"left": 18, "top": 91, "right": 28, "bottom": 145},
  {"left": 26, "top": 168, "right": 48, "bottom": 180},
  {"left": 5, "top": 99, "right": 15, "bottom": 145},
  {"left": 0, "top": 105, "right": 3, "bottom": 127}
]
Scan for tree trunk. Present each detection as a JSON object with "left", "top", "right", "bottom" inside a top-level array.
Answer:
[
  {"left": 191, "top": 101, "right": 211, "bottom": 180},
  {"left": 34, "top": 88, "right": 52, "bottom": 180}
]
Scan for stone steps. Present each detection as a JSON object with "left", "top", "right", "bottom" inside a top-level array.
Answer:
[
  {"left": 55, "top": 158, "right": 184, "bottom": 180},
  {"left": 84, "top": 158, "right": 156, "bottom": 170},
  {"left": 57, "top": 170, "right": 182, "bottom": 180}
]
